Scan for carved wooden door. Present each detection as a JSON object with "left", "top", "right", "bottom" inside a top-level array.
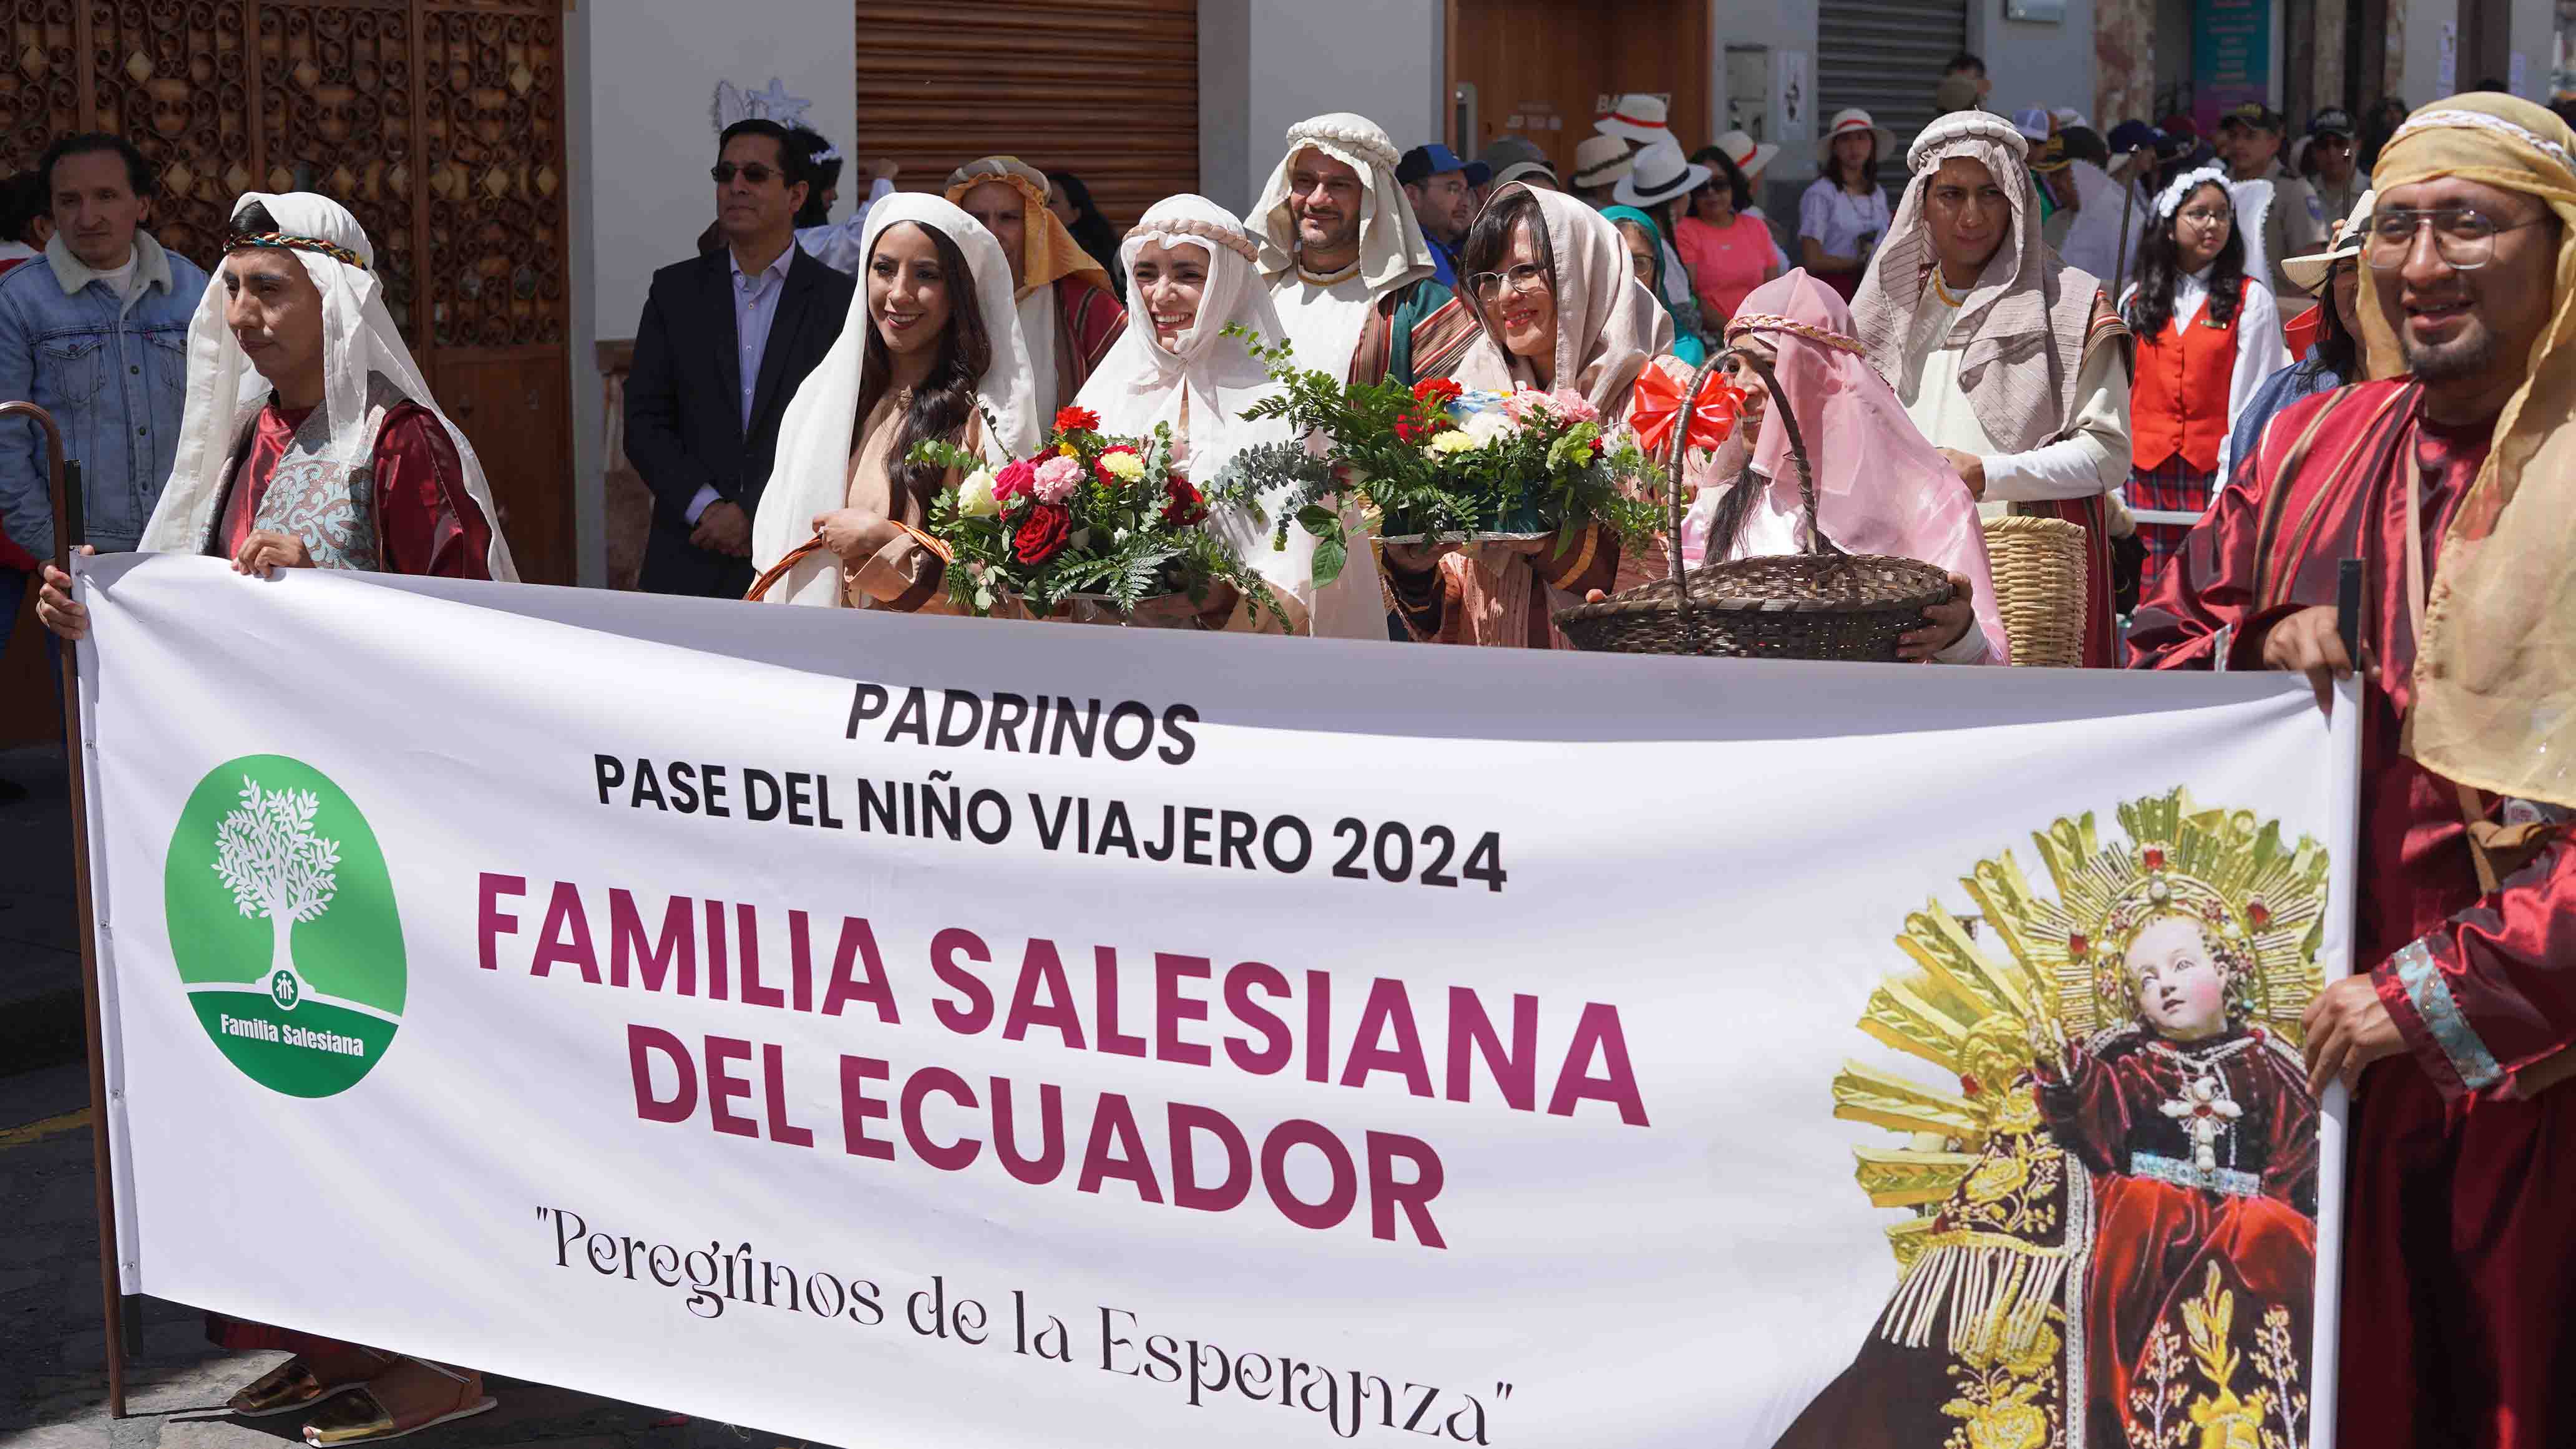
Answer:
[{"left": 0, "top": 0, "right": 574, "bottom": 583}]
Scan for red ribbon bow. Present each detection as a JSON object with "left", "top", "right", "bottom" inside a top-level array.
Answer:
[{"left": 1628, "top": 366, "right": 1744, "bottom": 459}]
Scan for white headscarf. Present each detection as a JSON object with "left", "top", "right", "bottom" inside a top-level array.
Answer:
[
  {"left": 1451, "top": 183, "right": 1670, "bottom": 414},
  {"left": 140, "top": 192, "right": 516, "bottom": 580},
  {"left": 750, "top": 193, "right": 1040, "bottom": 607},
  {"left": 1075, "top": 195, "right": 1380, "bottom": 638},
  {"left": 1251, "top": 114, "right": 1437, "bottom": 295}
]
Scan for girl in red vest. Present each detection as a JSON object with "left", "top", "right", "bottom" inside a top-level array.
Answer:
[{"left": 2119, "top": 167, "right": 2291, "bottom": 597}]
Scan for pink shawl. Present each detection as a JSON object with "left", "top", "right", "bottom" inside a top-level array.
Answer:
[{"left": 1686, "top": 271, "right": 2009, "bottom": 663}]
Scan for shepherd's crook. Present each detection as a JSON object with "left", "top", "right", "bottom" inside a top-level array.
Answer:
[{"left": 7, "top": 400, "right": 125, "bottom": 1418}]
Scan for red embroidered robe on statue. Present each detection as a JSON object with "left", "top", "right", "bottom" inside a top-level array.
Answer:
[{"left": 2129, "top": 379, "right": 2576, "bottom": 1448}]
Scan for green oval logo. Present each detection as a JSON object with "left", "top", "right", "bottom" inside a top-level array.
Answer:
[{"left": 164, "top": 755, "right": 404, "bottom": 1097}]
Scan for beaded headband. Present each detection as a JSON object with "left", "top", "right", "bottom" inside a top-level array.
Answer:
[
  {"left": 222, "top": 230, "right": 367, "bottom": 271},
  {"left": 2386, "top": 108, "right": 2576, "bottom": 178},
  {"left": 2153, "top": 165, "right": 2231, "bottom": 220},
  {"left": 1725, "top": 312, "right": 1868, "bottom": 355},
  {"left": 1126, "top": 218, "right": 1259, "bottom": 263}
]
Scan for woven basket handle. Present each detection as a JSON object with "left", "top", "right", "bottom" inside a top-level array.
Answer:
[
  {"left": 747, "top": 537, "right": 828, "bottom": 602},
  {"left": 744, "top": 523, "right": 955, "bottom": 603}
]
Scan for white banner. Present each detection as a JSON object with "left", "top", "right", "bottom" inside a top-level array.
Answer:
[{"left": 79, "top": 555, "right": 2354, "bottom": 1448}]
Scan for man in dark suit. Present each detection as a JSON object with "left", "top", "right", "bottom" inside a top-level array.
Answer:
[{"left": 627, "top": 118, "right": 857, "bottom": 597}]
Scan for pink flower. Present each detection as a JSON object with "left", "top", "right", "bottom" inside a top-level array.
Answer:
[
  {"left": 992, "top": 458, "right": 1037, "bottom": 503},
  {"left": 1500, "top": 387, "right": 1601, "bottom": 427},
  {"left": 1033, "top": 454, "right": 1086, "bottom": 504}
]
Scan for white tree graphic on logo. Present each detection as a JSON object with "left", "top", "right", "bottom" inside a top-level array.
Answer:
[{"left": 211, "top": 776, "right": 340, "bottom": 1008}]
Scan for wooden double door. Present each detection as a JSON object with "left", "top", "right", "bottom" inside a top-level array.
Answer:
[
  {"left": 0, "top": 0, "right": 575, "bottom": 583},
  {"left": 1447, "top": 0, "right": 1712, "bottom": 179}
]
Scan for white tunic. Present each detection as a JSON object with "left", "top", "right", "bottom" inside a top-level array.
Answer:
[
  {"left": 1266, "top": 266, "right": 1378, "bottom": 385},
  {"left": 1895, "top": 281, "right": 2132, "bottom": 520}
]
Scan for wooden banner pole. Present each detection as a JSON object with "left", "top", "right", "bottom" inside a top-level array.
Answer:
[{"left": 10, "top": 399, "right": 126, "bottom": 1418}]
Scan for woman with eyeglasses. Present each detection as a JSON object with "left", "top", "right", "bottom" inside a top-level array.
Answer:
[
  {"left": 2119, "top": 167, "right": 2291, "bottom": 598},
  {"left": 1672, "top": 145, "right": 1783, "bottom": 327},
  {"left": 1380, "top": 183, "right": 1676, "bottom": 648}
]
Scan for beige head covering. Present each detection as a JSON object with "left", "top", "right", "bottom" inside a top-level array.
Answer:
[
  {"left": 2366, "top": 95, "right": 2576, "bottom": 806},
  {"left": 942, "top": 156, "right": 1113, "bottom": 299},
  {"left": 1851, "top": 110, "right": 2114, "bottom": 453},
  {"left": 142, "top": 192, "right": 516, "bottom": 580},
  {"left": 1250, "top": 114, "right": 1437, "bottom": 295},
  {"left": 750, "top": 193, "right": 1040, "bottom": 607},
  {"left": 1451, "top": 182, "right": 1672, "bottom": 414}
]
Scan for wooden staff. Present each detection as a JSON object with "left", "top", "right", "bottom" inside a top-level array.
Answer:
[
  {"left": 11, "top": 399, "right": 126, "bottom": 1418},
  {"left": 2114, "top": 145, "right": 2149, "bottom": 294}
]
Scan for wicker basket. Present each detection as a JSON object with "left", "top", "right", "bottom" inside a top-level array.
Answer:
[
  {"left": 1981, "top": 514, "right": 2089, "bottom": 667},
  {"left": 1553, "top": 348, "right": 1954, "bottom": 662}
]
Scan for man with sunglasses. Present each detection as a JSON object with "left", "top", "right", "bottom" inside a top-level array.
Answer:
[
  {"left": 625, "top": 117, "right": 856, "bottom": 598},
  {"left": 2132, "top": 94, "right": 2576, "bottom": 1445}
]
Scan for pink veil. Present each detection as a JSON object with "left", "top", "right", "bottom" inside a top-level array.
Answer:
[{"left": 1684, "top": 270, "right": 2009, "bottom": 663}]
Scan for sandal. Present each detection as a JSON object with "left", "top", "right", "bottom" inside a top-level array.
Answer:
[
  {"left": 300, "top": 1365, "right": 495, "bottom": 1447},
  {"left": 228, "top": 1354, "right": 381, "bottom": 1419}
]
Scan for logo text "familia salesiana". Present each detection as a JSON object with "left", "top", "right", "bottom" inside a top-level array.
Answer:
[{"left": 166, "top": 755, "right": 407, "bottom": 1097}]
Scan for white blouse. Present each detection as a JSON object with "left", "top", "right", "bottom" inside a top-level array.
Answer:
[{"left": 2119, "top": 268, "right": 2294, "bottom": 485}]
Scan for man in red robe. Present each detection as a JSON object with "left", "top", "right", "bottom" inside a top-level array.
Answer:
[
  {"left": 34, "top": 192, "right": 509, "bottom": 1445},
  {"left": 2129, "top": 93, "right": 2576, "bottom": 1447}
]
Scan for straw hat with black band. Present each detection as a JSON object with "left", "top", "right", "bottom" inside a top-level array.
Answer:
[
  {"left": 1614, "top": 142, "right": 1712, "bottom": 208},
  {"left": 2280, "top": 190, "right": 2372, "bottom": 295},
  {"left": 1573, "top": 134, "right": 1636, "bottom": 191}
]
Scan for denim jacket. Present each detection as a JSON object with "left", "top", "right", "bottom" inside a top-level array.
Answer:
[{"left": 0, "top": 230, "right": 208, "bottom": 558}]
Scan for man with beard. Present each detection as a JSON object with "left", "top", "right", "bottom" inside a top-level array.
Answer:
[
  {"left": 2131, "top": 93, "right": 2576, "bottom": 1446},
  {"left": 1252, "top": 114, "right": 1479, "bottom": 389}
]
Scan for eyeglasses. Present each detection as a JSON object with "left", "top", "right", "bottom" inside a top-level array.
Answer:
[
  {"left": 2364, "top": 208, "right": 2548, "bottom": 271},
  {"left": 710, "top": 162, "right": 783, "bottom": 186},
  {"left": 1465, "top": 263, "right": 1551, "bottom": 301},
  {"left": 2176, "top": 206, "right": 2232, "bottom": 227}
]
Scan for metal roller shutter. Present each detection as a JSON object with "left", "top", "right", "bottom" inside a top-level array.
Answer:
[
  {"left": 854, "top": 0, "right": 1198, "bottom": 232},
  {"left": 1816, "top": 0, "right": 1969, "bottom": 194}
]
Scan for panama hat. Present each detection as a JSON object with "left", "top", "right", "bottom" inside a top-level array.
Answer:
[
  {"left": 2282, "top": 190, "right": 2372, "bottom": 295},
  {"left": 1613, "top": 141, "right": 1712, "bottom": 207},
  {"left": 1572, "top": 134, "right": 1636, "bottom": 189},
  {"left": 1596, "top": 94, "right": 1677, "bottom": 147},
  {"left": 1823, "top": 108, "right": 1895, "bottom": 154},
  {"left": 1713, "top": 128, "right": 1782, "bottom": 180}
]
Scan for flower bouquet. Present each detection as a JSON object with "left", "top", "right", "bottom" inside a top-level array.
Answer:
[
  {"left": 909, "top": 406, "right": 1286, "bottom": 627},
  {"left": 1216, "top": 331, "right": 1671, "bottom": 587}
]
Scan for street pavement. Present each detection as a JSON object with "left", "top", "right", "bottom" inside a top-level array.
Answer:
[{"left": 0, "top": 745, "right": 801, "bottom": 1449}]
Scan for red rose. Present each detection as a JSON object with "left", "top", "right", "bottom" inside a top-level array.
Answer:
[
  {"left": 1393, "top": 413, "right": 1435, "bottom": 444},
  {"left": 1160, "top": 472, "right": 1208, "bottom": 527},
  {"left": 993, "top": 457, "right": 1037, "bottom": 502},
  {"left": 1013, "top": 502, "right": 1072, "bottom": 564},
  {"left": 1412, "top": 377, "right": 1463, "bottom": 407},
  {"left": 1053, "top": 405, "right": 1100, "bottom": 434}
]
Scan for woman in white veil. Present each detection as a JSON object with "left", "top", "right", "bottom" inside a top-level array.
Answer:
[
  {"left": 1071, "top": 194, "right": 1382, "bottom": 637},
  {"left": 749, "top": 193, "right": 1038, "bottom": 608}
]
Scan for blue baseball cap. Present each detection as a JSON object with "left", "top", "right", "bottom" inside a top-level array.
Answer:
[
  {"left": 1397, "top": 144, "right": 1492, "bottom": 187},
  {"left": 2107, "top": 120, "right": 2169, "bottom": 154}
]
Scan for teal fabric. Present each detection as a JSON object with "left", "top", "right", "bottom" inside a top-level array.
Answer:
[{"left": 1599, "top": 205, "right": 1709, "bottom": 368}]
